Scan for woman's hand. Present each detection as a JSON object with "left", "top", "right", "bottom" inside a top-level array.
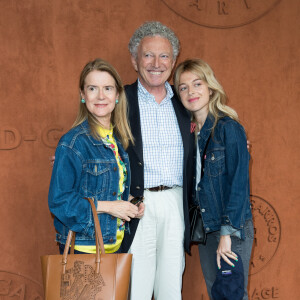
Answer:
[
  {"left": 128, "top": 194, "right": 145, "bottom": 219},
  {"left": 216, "top": 235, "right": 238, "bottom": 269},
  {"left": 97, "top": 200, "right": 138, "bottom": 221},
  {"left": 135, "top": 202, "right": 145, "bottom": 219}
]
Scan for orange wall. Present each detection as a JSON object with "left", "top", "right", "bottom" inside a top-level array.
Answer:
[{"left": 0, "top": 0, "right": 299, "bottom": 299}]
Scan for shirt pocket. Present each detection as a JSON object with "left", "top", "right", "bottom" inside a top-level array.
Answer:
[
  {"left": 206, "top": 149, "right": 225, "bottom": 177},
  {"left": 83, "top": 162, "right": 110, "bottom": 196}
]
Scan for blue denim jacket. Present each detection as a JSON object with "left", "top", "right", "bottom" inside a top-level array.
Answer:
[
  {"left": 48, "top": 120, "right": 131, "bottom": 246},
  {"left": 192, "top": 114, "right": 252, "bottom": 239}
]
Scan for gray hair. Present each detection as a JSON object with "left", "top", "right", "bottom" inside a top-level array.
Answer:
[{"left": 128, "top": 21, "right": 180, "bottom": 60}]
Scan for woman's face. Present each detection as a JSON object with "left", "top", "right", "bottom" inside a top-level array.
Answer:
[
  {"left": 178, "top": 71, "right": 211, "bottom": 116},
  {"left": 81, "top": 70, "right": 119, "bottom": 125}
]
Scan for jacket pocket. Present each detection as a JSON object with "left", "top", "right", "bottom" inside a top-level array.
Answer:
[
  {"left": 206, "top": 149, "right": 225, "bottom": 177},
  {"left": 83, "top": 162, "right": 109, "bottom": 195}
]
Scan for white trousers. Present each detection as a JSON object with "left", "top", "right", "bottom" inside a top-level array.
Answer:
[{"left": 129, "top": 187, "right": 185, "bottom": 300}]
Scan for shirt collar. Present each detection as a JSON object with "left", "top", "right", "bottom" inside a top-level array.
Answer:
[
  {"left": 137, "top": 79, "right": 174, "bottom": 104},
  {"left": 97, "top": 124, "right": 114, "bottom": 139}
]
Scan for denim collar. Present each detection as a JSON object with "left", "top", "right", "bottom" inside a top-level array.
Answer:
[{"left": 199, "top": 114, "right": 215, "bottom": 141}]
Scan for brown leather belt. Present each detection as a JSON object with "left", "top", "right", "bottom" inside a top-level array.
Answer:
[{"left": 147, "top": 185, "right": 173, "bottom": 192}]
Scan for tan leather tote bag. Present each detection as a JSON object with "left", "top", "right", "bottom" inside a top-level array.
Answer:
[{"left": 41, "top": 197, "right": 132, "bottom": 300}]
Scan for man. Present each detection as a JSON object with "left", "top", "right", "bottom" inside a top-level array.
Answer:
[{"left": 120, "top": 21, "right": 193, "bottom": 300}]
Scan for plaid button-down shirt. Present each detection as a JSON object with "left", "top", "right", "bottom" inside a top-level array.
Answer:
[{"left": 137, "top": 80, "right": 184, "bottom": 188}]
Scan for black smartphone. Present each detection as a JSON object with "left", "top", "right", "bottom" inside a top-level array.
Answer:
[{"left": 130, "top": 196, "right": 144, "bottom": 207}]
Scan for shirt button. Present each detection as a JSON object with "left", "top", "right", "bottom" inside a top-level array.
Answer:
[
  {"left": 201, "top": 209, "right": 205, "bottom": 213},
  {"left": 197, "top": 187, "right": 201, "bottom": 191},
  {"left": 138, "top": 162, "right": 142, "bottom": 166},
  {"left": 113, "top": 167, "right": 117, "bottom": 171},
  {"left": 112, "top": 192, "right": 116, "bottom": 196},
  {"left": 136, "top": 186, "right": 141, "bottom": 190}
]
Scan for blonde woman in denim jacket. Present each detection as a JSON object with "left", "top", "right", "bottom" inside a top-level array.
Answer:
[
  {"left": 174, "top": 59, "right": 254, "bottom": 300},
  {"left": 49, "top": 59, "right": 144, "bottom": 254}
]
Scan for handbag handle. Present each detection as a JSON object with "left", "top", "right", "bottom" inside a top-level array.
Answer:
[{"left": 61, "top": 197, "right": 106, "bottom": 274}]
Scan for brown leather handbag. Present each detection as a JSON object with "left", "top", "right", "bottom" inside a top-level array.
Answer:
[{"left": 41, "top": 197, "right": 132, "bottom": 300}]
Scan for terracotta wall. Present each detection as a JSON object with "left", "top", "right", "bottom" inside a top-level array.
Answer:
[{"left": 0, "top": 0, "right": 299, "bottom": 299}]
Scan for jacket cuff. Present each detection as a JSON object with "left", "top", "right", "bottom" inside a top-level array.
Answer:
[{"left": 220, "top": 225, "right": 241, "bottom": 239}]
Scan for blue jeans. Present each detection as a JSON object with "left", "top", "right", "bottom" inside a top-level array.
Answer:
[{"left": 198, "top": 219, "right": 254, "bottom": 300}]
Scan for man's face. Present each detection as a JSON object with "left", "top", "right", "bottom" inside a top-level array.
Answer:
[{"left": 131, "top": 36, "right": 175, "bottom": 92}]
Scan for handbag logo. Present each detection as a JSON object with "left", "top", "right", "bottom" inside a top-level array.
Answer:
[{"left": 60, "top": 261, "right": 105, "bottom": 300}]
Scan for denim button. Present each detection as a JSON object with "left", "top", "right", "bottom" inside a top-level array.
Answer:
[
  {"left": 113, "top": 167, "right": 117, "bottom": 171},
  {"left": 112, "top": 192, "right": 116, "bottom": 196},
  {"left": 109, "top": 238, "right": 114, "bottom": 243},
  {"left": 197, "top": 187, "right": 201, "bottom": 191},
  {"left": 111, "top": 216, "right": 115, "bottom": 220},
  {"left": 201, "top": 209, "right": 205, "bottom": 213},
  {"left": 206, "top": 227, "right": 210, "bottom": 231},
  {"left": 211, "top": 154, "right": 215, "bottom": 160},
  {"left": 136, "top": 186, "right": 141, "bottom": 190}
]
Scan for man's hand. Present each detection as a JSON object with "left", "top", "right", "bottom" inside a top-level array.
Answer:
[
  {"left": 247, "top": 140, "right": 251, "bottom": 151},
  {"left": 49, "top": 155, "right": 55, "bottom": 167}
]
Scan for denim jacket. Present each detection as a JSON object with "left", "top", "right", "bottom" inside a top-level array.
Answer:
[
  {"left": 48, "top": 120, "right": 131, "bottom": 246},
  {"left": 192, "top": 114, "right": 252, "bottom": 239}
]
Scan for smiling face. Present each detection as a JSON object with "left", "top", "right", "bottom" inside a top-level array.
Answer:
[
  {"left": 178, "top": 71, "right": 211, "bottom": 119},
  {"left": 131, "top": 35, "right": 175, "bottom": 93},
  {"left": 81, "top": 70, "right": 119, "bottom": 127}
]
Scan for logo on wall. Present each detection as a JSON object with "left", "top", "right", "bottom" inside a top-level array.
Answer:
[
  {"left": 0, "top": 126, "right": 63, "bottom": 150},
  {"left": 249, "top": 195, "right": 281, "bottom": 275},
  {"left": 161, "top": 0, "right": 281, "bottom": 28},
  {"left": 0, "top": 271, "right": 43, "bottom": 300}
]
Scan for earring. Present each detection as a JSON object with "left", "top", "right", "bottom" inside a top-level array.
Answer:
[
  {"left": 81, "top": 98, "right": 85, "bottom": 103},
  {"left": 116, "top": 99, "right": 119, "bottom": 104}
]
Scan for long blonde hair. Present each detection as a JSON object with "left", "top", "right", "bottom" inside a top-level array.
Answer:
[
  {"left": 73, "top": 58, "right": 133, "bottom": 149},
  {"left": 174, "top": 59, "right": 239, "bottom": 132}
]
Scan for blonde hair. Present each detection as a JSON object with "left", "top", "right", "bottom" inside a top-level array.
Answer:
[
  {"left": 173, "top": 59, "right": 239, "bottom": 132},
  {"left": 73, "top": 58, "right": 133, "bottom": 149}
]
